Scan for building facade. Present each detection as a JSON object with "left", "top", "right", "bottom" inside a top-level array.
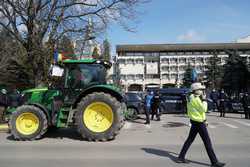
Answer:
[{"left": 115, "top": 43, "right": 250, "bottom": 92}]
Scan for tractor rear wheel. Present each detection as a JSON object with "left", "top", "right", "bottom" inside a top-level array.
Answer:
[
  {"left": 9, "top": 105, "right": 48, "bottom": 140},
  {"left": 75, "top": 92, "right": 124, "bottom": 141}
]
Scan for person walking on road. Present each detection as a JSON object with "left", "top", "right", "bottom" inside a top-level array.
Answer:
[
  {"left": 151, "top": 90, "right": 161, "bottom": 121},
  {"left": 177, "top": 82, "right": 225, "bottom": 167},
  {"left": 144, "top": 91, "right": 154, "bottom": 124},
  {"left": 218, "top": 90, "right": 227, "bottom": 117},
  {"left": 210, "top": 89, "right": 219, "bottom": 112},
  {"left": 242, "top": 92, "right": 250, "bottom": 119}
]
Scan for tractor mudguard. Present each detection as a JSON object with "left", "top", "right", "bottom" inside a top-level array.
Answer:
[{"left": 72, "top": 85, "right": 124, "bottom": 109}]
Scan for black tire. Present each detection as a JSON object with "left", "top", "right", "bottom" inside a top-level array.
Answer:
[
  {"left": 9, "top": 105, "right": 48, "bottom": 140},
  {"left": 75, "top": 92, "right": 124, "bottom": 142}
]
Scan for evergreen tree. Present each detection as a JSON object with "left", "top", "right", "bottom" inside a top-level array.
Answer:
[
  {"left": 102, "top": 39, "right": 111, "bottom": 61},
  {"left": 182, "top": 63, "right": 193, "bottom": 88},
  {"left": 0, "top": 29, "right": 33, "bottom": 89},
  {"left": 205, "top": 52, "right": 224, "bottom": 89},
  {"left": 222, "top": 51, "right": 249, "bottom": 95}
]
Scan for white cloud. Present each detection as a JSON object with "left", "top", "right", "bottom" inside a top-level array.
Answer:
[{"left": 177, "top": 30, "right": 205, "bottom": 43}]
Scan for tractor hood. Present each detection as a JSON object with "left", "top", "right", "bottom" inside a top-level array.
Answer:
[{"left": 22, "top": 87, "right": 49, "bottom": 94}]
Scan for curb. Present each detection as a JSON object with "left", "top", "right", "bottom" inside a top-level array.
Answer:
[{"left": 0, "top": 124, "right": 9, "bottom": 132}]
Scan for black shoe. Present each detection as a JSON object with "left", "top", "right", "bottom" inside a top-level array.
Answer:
[
  {"left": 211, "top": 162, "right": 226, "bottom": 167},
  {"left": 144, "top": 122, "right": 150, "bottom": 125},
  {"left": 156, "top": 118, "right": 161, "bottom": 121},
  {"left": 175, "top": 157, "right": 189, "bottom": 163}
]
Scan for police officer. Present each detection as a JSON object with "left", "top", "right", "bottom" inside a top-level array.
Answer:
[
  {"left": 218, "top": 90, "right": 227, "bottom": 117},
  {"left": 144, "top": 91, "right": 154, "bottom": 124},
  {"left": 151, "top": 90, "right": 161, "bottom": 121},
  {"left": 177, "top": 83, "right": 225, "bottom": 167},
  {"left": 210, "top": 89, "right": 219, "bottom": 112},
  {"left": 242, "top": 92, "right": 250, "bottom": 119}
]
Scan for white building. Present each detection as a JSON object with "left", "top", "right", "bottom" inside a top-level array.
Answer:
[{"left": 115, "top": 43, "right": 250, "bottom": 92}]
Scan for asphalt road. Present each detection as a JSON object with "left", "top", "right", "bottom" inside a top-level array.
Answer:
[{"left": 0, "top": 112, "right": 250, "bottom": 167}]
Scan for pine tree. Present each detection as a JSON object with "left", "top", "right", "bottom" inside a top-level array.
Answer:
[
  {"left": 102, "top": 39, "right": 111, "bottom": 61},
  {"left": 222, "top": 51, "right": 249, "bottom": 95},
  {"left": 0, "top": 29, "right": 33, "bottom": 89},
  {"left": 205, "top": 52, "right": 224, "bottom": 89}
]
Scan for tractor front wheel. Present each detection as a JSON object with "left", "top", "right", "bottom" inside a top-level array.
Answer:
[
  {"left": 9, "top": 105, "right": 48, "bottom": 140},
  {"left": 75, "top": 92, "right": 124, "bottom": 141}
]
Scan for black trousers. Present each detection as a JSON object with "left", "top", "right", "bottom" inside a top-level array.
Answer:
[
  {"left": 219, "top": 104, "right": 226, "bottom": 117},
  {"left": 179, "top": 120, "right": 218, "bottom": 164},
  {"left": 213, "top": 101, "right": 219, "bottom": 111},
  {"left": 243, "top": 107, "right": 250, "bottom": 119},
  {"left": 151, "top": 107, "right": 160, "bottom": 120},
  {"left": 145, "top": 106, "right": 151, "bottom": 123}
]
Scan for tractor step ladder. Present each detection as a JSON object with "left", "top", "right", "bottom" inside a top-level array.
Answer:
[{"left": 56, "top": 106, "right": 71, "bottom": 128}]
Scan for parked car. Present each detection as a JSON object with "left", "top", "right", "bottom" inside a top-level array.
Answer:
[
  {"left": 125, "top": 91, "right": 145, "bottom": 119},
  {"left": 159, "top": 88, "right": 189, "bottom": 114},
  {"left": 227, "top": 96, "right": 244, "bottom": 113}
]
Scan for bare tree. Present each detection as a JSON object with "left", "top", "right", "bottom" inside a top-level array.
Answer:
[{"left": 0, "top": 0, "right": 147, "bottom": 86}]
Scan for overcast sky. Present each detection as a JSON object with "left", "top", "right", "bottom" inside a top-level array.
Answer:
[{"left": 106, "top": 0, "right": 250, "bottom": 54}]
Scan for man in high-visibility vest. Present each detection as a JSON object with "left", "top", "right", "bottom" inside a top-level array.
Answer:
[{"left": 177, "top": 82, "right": 225, "bottom": 167}]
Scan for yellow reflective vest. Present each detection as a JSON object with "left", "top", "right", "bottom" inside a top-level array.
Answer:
[{"left": 187, "top": 94, "right": 208, "bottom": 123}]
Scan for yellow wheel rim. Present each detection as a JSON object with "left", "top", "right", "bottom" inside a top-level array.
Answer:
[
  {"left": 16, "top": 112, "right": 39, "bottom": 135},
  {"left": 83, "top": 102, "right": 114, "bottom": 133}
]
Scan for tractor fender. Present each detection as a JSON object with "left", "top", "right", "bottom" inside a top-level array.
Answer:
[
  {"left": 72, "top": 85, "right": 125, "bottom": 109},
  {"left": 28, "top": 103, "right": 52, "bottom": 126}
]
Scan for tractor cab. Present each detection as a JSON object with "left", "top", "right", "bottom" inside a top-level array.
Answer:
[
  {"left": 50, "top": 59, "right": 112, "bottom": 103},
  {"left": 50, "top": 59, "right": 111, "bottom": 88}
]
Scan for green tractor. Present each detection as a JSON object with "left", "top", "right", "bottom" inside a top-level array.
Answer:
[{"left": 6, "top": 59, "right": 125, "bottom": 141}]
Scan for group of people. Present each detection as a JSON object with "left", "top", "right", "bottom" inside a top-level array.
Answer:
[
  {"left": 210, "top": 89, "right": 250, "bottom": 119},
  {"left": 144, "top": 90, "right": 161, "bottom": 124}
]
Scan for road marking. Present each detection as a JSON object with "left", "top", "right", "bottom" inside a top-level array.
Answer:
[
  {"left": 221, "top": 122, "right": 238, "bottom": 129},
  {"left": 232, "top": 120, "right": 250, "bottom": 127}
]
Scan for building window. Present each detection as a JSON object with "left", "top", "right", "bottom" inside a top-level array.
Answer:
[
  {"left": 144, "top": 52, "right": 152, "bottom": 57},
  {"left": 177, "top": 52, "right": 184, "bottom": 55},
  {"left": 135, "top": 74, "right": 143, "bottom": 79},
  {"left": 135, "top": 59, "right": 143, "bottom": 64},
  {"left": 118, "top": 59, "right": 125, "bottom": 64},
  {"left": 125, "top": 52, "right": 134, "bottom": 56},
  {"left": 134, "top": 52, "right": 143, "bottom": 56},
  {"left": 127, "top": 75, "right": 134, "bottom": 80},
  {"left": 160, "top": 52, "right": 168, "bottom": 56},
  {"left": 152, "top": 52, "right": 159, "bottom": 57},
  {"left": 127, "top": 59, "right": 134, "bottom": 64},
  {"left": 145, "top": 74, "right": 160, "bottom": 79},
  {"left": 203, "top": 52, "right": 209, "bottom": 55},
  {"left": 193, "top": 51, "right": 201, "bottom": 55},
  {"left": 185, "top": 52, "right": 193, "bottom": 55}
]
